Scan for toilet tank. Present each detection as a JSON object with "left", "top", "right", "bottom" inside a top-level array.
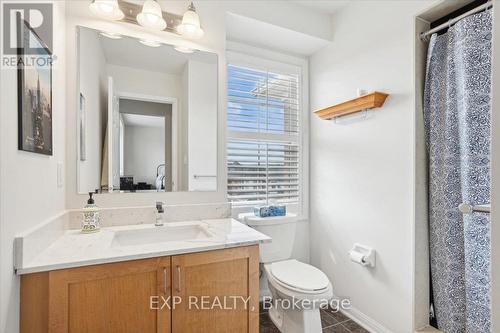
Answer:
[{"left": 238, "top": 214, "right": 298, "bottom": 263}]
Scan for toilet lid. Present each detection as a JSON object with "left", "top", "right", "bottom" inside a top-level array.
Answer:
[{"left": 270, "top": 260, "right": 329, "bottom": 292}]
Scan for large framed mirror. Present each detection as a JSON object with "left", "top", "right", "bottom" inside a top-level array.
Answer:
[{"left": 76, "top": 26, "right": 218, "bottom": 193}]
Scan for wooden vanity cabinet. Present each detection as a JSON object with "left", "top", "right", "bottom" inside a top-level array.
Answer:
[
  {"left": 172, "top": 245, "right": 259, "bottom": 333},
  {"left": 20, "top": 245, "right": 259, "bottom": 333},
  {"left": 20, "top": 257, "right": 171, "bottom": 333}
]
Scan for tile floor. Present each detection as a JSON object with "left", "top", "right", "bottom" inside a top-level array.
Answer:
[{"left": 259, "top": 304, "right": 369, "bottom": 333}]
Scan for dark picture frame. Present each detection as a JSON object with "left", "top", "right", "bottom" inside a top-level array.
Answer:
[{"left": 17, "top": 14, "right": 53, "bottom": 155}]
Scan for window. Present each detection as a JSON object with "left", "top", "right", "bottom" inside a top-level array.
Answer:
[{"left": 226, "top": 58, "right": 302, "bottom": 206}]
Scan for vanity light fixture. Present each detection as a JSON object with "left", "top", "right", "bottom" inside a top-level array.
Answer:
[
  {"left": 177, "top": 2, "right": 204, "bottom": 39},
  {"left": 174, "top": 45, "right": 195, "bottom": 54},
  {"left": 136, "top": 0, "right": 167, "bottom": 31},
  {"left": 89, "top": 0, "right": 124, "bottom": 21},
  {"left": 99, "top": 31, "right": 123, "bottom": 39},
  {"left": 139, "top": 39, "right": 162, "bottom": 47}
]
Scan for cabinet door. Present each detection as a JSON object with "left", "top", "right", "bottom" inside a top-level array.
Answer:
[
  {"left": 48, "top": 257, "right": 171, "bottom": 333},
  {"left": 172, "top": 245, "right": 259, "bottom": 333}
]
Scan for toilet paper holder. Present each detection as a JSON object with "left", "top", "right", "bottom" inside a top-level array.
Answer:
[{"left": 349, "top": 243, "right": 376, "bottom": 267}]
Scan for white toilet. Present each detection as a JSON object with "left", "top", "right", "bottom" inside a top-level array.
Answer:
[{"left": 238, "top": 214, "right": 333, "bottom": 333}]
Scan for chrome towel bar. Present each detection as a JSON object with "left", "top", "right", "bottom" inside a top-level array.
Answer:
[
  {"left": 458, "top": 203, "right": 490, "bottom": 214},
  {"left": 193, "top": 175, "right": 216, "bottom": 179}
]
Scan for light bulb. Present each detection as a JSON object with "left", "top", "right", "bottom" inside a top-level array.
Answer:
[
  {"left": 89, "top": 0, "right": 124, "bottom": 21},
  {"left": 98, "top": 3, "right": 113, "bottom": 13},
  {"left": 137, "top": 0, "right": 167, "bottom": 31},
  {"left": 145, "top": 13, "right": 159, "bottom": 24},
  {"left": 177, "top": 2, "right": 204, "bottom": 39}
]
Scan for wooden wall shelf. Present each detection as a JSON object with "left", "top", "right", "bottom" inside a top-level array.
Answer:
[{"left": 314, "top": 92, "right": 389, "bottom": 120}]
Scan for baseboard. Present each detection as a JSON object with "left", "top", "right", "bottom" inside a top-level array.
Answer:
[
  {"left": 340, "top": 305, "right": 394, "bottom": 333},
  {"left": 340, "top": 306, "right": 443, "bottom": 333},
  {"left": 416, "top": 326, "right": 442, "bottom": 333}
]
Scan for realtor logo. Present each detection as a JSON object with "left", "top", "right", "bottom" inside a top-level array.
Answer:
[{"left": 2, "top": 2, "right": 53, "bottom": 55}]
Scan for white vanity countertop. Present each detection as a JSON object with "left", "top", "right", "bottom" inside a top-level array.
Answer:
[{"left": 15, "top": 218, "right": 270, "bottom": 275}]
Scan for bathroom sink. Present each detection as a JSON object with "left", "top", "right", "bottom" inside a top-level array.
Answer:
[{"left": 112, "top": 223, "right": 213, "bottom": 247}]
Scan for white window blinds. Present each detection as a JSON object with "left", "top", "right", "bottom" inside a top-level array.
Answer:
[
  {"left": 227, "top": 64, "right": 299, "bottom": 136},
  {"left": 226, "top": 62, "right": 301, "bottom": 205}
]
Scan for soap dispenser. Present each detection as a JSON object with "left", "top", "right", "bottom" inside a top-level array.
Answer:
[{"left": 81, "top": 191, "right": 101, "bottom": 233}]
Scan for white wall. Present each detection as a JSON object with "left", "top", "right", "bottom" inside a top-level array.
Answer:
[
  {"left": 0, "top": 2, "right": 66, "bottom": 332},
  {"left": 308, "top": 1, "right": 432, "bottom": 332},
  {"left": 124, "top": 125, "right": 165, "bottom": 185},
  {"left": 107, "top": 64, "right": 182, "bottom": 100},
  {"left": 78, "top": 27, "right": 107, "bottom": 193},
  {"left": 186, "top": 60, "right": 218, "bottom": 191}
]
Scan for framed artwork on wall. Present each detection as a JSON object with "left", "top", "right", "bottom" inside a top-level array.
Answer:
[{"left": 17, "top": 17, "right": 53, "bottom": 155}]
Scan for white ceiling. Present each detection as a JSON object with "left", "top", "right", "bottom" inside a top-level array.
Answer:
[
  {"left": 122, "top": 113, "right": 165, "bottom": 128},
  {"left": 96, "top": 31, "right": 217, "bottom": 74},
  {"left": 226, "top": 12, "right": 331, "bottom": 56},
  {"left": 291, "top": 1, "right": 351, "bottom": 14}
]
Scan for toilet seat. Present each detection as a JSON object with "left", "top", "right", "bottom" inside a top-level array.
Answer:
[{"left": 269, "top": 260, "right": 330, "bottom": 294}]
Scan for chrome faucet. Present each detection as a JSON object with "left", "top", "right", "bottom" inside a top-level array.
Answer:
[{"left": 155, "top": 202, "right": 165, "bottom": 226}]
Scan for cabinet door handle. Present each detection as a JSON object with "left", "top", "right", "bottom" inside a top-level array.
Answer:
[
  {"left": 163, "top": 268, "right": 167, "bottom": 295},
  {"left": 176, "top": 265, "right": 181, "bottom": 293}
]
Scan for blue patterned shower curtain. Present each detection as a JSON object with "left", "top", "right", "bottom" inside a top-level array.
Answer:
[{"left": 423, "top": 10, "right": 492, "bottom": 333}]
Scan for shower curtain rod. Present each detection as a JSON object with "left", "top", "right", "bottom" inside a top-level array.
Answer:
[{"left": 420, "top": 1, "right": 493, "bottom": 40}]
